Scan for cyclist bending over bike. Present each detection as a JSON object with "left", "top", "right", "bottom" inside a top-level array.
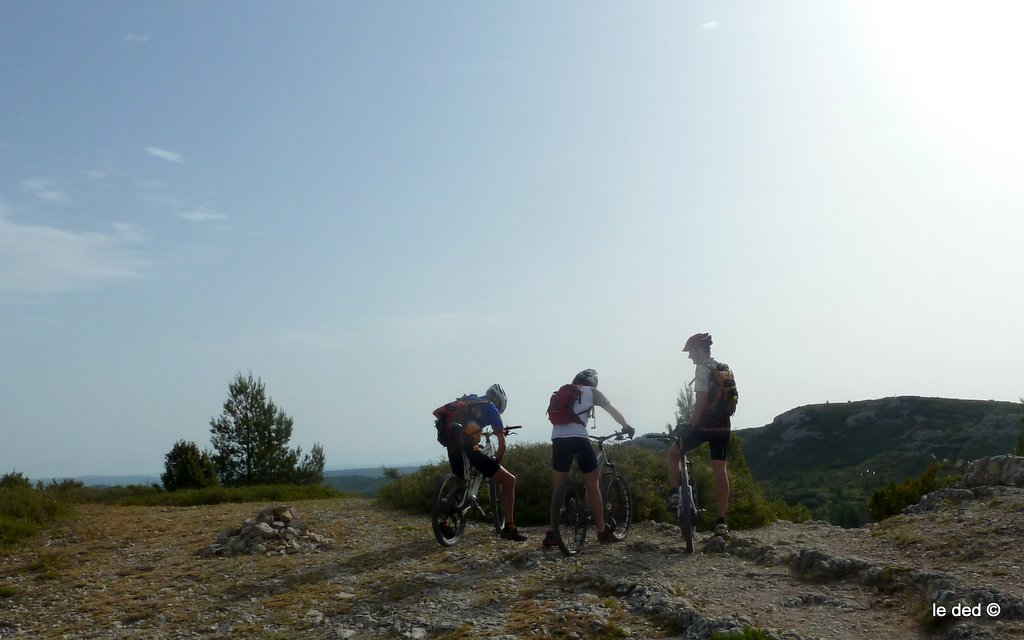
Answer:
[
  {"left": 432, "top": 384, "right": 527, "bottom": 541},
  {"left": 543, "top": 369, "right": 635, "bottom": 548}
]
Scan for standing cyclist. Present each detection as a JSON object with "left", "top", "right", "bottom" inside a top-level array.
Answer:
[
  {"left": 432, "top": 384, "right": 527, "bottom": 541},
  {"left": 668, "top": 333, "right": 732, "bottom": 537},
  {"left": 543, "top": 369, "right": 635, "bottom": 548}
]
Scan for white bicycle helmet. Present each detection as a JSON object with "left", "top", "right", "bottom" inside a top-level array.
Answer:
[
  {"left": 572, "top": 368, "right": 598, "bottom": 388},
  {"left": 485, "top": 383, "right": 508, "bottom": 414}
]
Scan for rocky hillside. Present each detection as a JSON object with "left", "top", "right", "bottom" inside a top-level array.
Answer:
[
  {"left": 739, "top": 396, "right": 1021, "bottom": 520},
  {"left": 2, "top": 456, "right": 1023, "bottom": 640}
]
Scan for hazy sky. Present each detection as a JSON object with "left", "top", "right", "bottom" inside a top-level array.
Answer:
[{"left": 2, "top": 2, "right": 1021, "bottom": 479}]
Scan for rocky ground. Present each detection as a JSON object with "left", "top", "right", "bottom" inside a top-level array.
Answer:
[{"left": 1, "top": 484, "right": 1022, "bottom": 639}]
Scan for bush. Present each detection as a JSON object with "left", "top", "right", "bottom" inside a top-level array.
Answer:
[
  {"left": 867, "top": 462, "right": 958, "bottom": 521},
  {"left": 161, "top": 440, "right": 218, "bottom": 492},
  {"left": 0, "top": 471, "right": 31, "bottom": 490},
  {"left": 0, "top": 474, "right": 75, "bottom": 547}
]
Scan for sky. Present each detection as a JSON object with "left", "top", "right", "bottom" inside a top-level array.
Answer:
[{"left": 2, "top": 1, "right": 1021, "bottom": 480}]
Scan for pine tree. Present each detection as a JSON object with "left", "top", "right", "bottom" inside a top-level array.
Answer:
[
  {"left": 675, "top": 381, "right": 695, "bottom": 426},
  {"left": 210, "top": 372, "right": 313, "bottom": 486}
]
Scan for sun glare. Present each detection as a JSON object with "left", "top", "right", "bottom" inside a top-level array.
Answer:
[{"left": 855, "top": 1, "right": 1024, "bottom": 177}]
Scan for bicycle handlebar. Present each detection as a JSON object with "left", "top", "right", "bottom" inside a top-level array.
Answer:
[
  {"left": 644, "top": 433, "right": 679, "bottom": 445},
  {"left": 590, "top": 429, "right": 633, "bottom": 444},
  {"left": 481, "top": 424, "right": 521, "bottom": 437}
]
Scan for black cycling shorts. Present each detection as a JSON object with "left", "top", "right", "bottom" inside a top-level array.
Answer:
[
  {"left": 678, "top": 415, "right": 731, "bottom": 461},
  {"left": 447, "top": 446, "right": 500, "bottom": 479},
  {"left": 551, "top": 437, "right": 598, "bottom": 474}
]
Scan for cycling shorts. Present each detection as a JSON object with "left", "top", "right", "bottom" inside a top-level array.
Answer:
[
  {"left": 678, "top": 415, "right": 731, "bottom": 461},
  {"left": 551, "top": 437, "right": 598, "bottom": 474},
  {"left": 447, "top": 445, "right": 500, "bottom": 479}
]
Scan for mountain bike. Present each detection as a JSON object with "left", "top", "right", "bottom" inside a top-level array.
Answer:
[
  {"left": 549, "top": 430, "right": 633, "bottom": 556},
  {"left": 646, "top": 431, "right": 699, "bottom": 553},
  {"left": 431, "top": 425, "right": 521, "bottom": 547}
]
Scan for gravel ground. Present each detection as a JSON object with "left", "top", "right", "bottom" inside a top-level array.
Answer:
[{"left": 1, "top": 488, "right": 1022, "bottom": 639}]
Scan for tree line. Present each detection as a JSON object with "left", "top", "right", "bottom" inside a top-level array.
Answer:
[{"left": 161, "top": 372, "right": 325, "bottom": 492}]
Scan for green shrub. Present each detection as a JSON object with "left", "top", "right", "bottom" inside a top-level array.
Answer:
[
  {"left": 0, "top": 514, "right": 40, "bottom": 547},
  {"left": 768, "top": 498, "right": 812, "bottom": 523},
  {"left": 867, "top": 462, "right": 958, "bottom": 521},
  {"left": 161, "top": 440, "right": 218, "bottom": 492},
  {"left": 0, "top": 472, "right": 32, "bottom": 490},
  {"left": 0, "top": 477, "right": 75, "bottom": 547}
]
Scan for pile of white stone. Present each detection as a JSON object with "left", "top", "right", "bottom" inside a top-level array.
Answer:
[{"left": 198, "top": 505, "right": 334, "bottom": 557}]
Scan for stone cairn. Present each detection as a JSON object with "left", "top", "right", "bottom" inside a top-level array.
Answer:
[{"left": 198, "top": 505, "right": 334, "bottom": 557}]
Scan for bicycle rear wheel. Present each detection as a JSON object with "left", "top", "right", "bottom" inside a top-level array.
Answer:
[
  {"left": 550, "top": 480, "right": 587, "bottom": 556},
  {"left": 431, "top": 473, "right": 467, "bottom": 547},
  {"left": 601, "top": 472, "right": 632, "bottom": 542},
  {"left": 488, "top": 479, "right": 505, "bottom": 535}
]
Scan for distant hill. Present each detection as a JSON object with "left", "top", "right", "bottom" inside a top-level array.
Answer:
[
  {"left": 321, "top": 466, "right": 421, "bottom": 496},
  {"left": 738, "top": 396, "right": 1021, "bottom": 525}
]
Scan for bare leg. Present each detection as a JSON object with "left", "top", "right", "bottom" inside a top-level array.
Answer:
[
  {"left": 582, "top": 469, "right": 605, "bottom": 531},
  {"left": 710, "top": 460, "right": 729, "bottom": 519},
  {"left": 492, "top": 467, "right": 517, "bottom": 525},
  {"left": 668, "top": 442, "right": 681, "bottom": 489},
  {"left": 549, "top": 470, "right": 570, "bottom": 528}
]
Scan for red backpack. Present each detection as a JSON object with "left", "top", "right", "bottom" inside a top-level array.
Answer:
[
  {"left": 432, "top": 396, "right": 486, "bottom": 446},
  {"left": 546, "top": 384, "right": 591, "bottom": 426}
]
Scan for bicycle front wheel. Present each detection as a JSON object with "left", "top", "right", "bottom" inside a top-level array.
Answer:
[
  {"left": 488, "top": 478, "right": 505, "bottom": 535},
  {"left": 431, "top": 473, "right": 467, "bottom": 547},
  {"left": 679, "top": 485, "right": 695, "bottom": 553},
  {"left": 601, "top": 473, "right": 632, "bottom": 542},
  {"left": 550, "top": 480, "right": 588, "bottom": 556}
]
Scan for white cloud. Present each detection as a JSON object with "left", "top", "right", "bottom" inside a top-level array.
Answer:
[
  {"left": 0, "top": 202, "right": 149, "bottom": 297},
  {"left": 702, "top": 21, "right": 720, "bottom": 30},
  {"left": 178, "top": 207, "right": 227, "bottom": 222},
  {"left": 21, "top": 178, "right": 69, "bottom": 204},
  {"left": 124, "top": 33, "right": 151, "bottom": 43},
  {"left": 145, "top": 147, "right": 183, "bottom": 163},
  {"left": 83, "top": 169, "right": 107, "bottom": 180}
]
